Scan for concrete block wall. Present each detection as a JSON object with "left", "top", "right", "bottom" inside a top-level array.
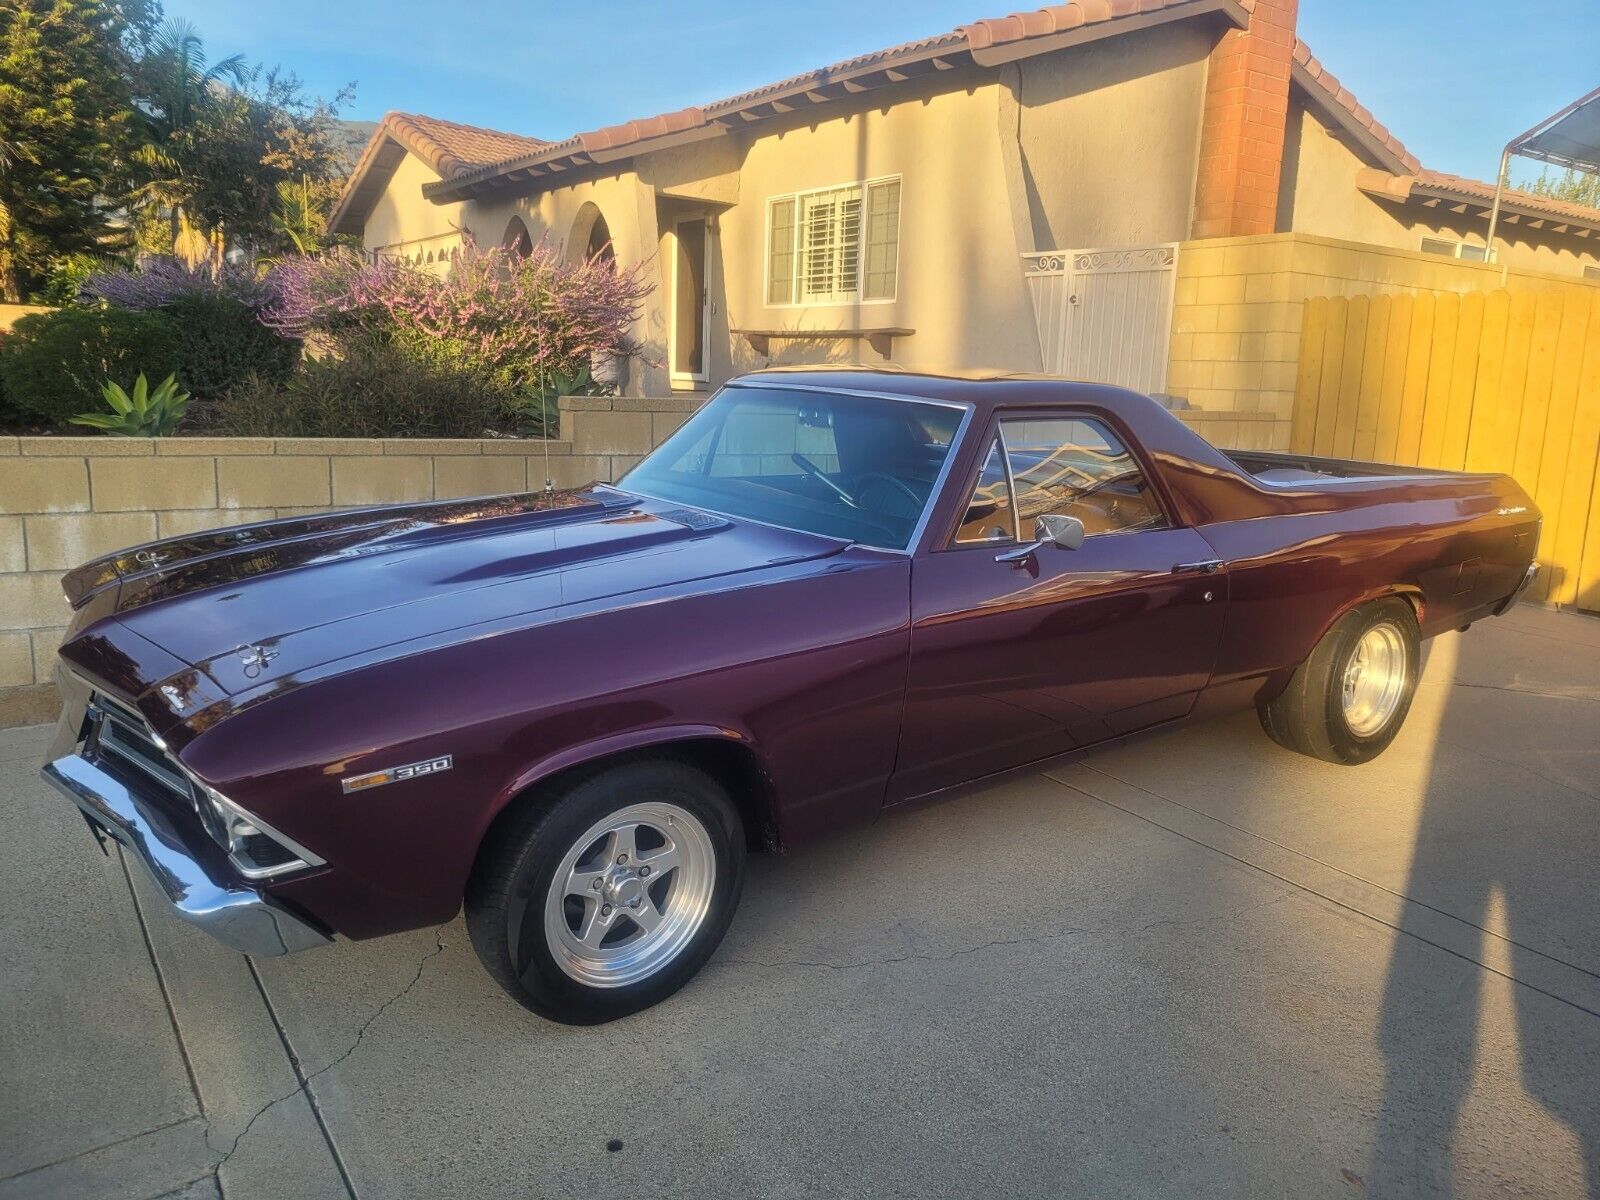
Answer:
[
  {"left": 0, "top": 302, "right": 50, "bottom": 332},
  {"left": 1167, "top": 231, "right": 1600, "bottom": 440},
  {"left": 0, "top": 429, "right": 629, "bottom": 726}
]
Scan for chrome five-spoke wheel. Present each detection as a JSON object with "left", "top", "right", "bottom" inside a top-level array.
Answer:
[
  {"left": 1340, "top": 621, "right": 1409, "bottom": 738},
  {"left": 466, "top": 760, "right": 745, "bottom": 1023},
  {"left": 1259, "top": 596, "right": 1421, "bottom": 765},
  {"left": 543, "top": 802, "right": 716, "bottom": 988}
]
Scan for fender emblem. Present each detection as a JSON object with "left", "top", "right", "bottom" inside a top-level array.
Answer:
[{"left": 342, "top": 755, "right": 453, "bottom": 794}]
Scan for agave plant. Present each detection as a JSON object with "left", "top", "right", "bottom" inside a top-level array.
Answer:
[{"left": 71, "top": 375, "right": 192, "bottom": 437}]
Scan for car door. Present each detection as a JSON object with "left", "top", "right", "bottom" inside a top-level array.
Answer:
[{"left": 890, "top": 410, "right": 1229, "bottom": 803}]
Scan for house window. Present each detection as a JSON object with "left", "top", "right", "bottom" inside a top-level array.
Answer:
[
  {"left": 1583, "top": 264, "right": 1600, "bottom": 280},
  {"left": 766, "top": 178, "right": 900, "bottom": 305},
  {"left": 1420, "top": 236, "right": 1493, "bottom": 263}
]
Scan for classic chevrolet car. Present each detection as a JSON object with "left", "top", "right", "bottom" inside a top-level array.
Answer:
[{"left": 42, "top": 369, "right": 1540, "bottom": 1022}]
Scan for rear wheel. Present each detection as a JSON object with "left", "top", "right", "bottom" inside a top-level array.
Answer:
[
  {"left": 1259, "top": 597, "right": 1420, "bottom": 765},
  {"left": 465, "top": 761, "right": 745, "bottom": 1023}
]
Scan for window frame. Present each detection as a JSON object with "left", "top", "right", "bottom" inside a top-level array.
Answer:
[
  {"left": 763, "top": 175, "right": 902, "bottom": 308},
  {"left": 940, "top": 408, "right": 1177, "bottom": 552},
  {"left": 1419, "top": 235, "right": 1495, "bottom": 263}
]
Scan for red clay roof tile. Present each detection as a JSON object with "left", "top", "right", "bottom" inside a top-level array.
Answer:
[
  {"left": 1416, "top": 170, "right": 1600, "bottom": 226},
  {"left": 386, "top": 0, "right": 1571, "bottom": 244},
  {"left": 1290, "top": 38, "right": 1420, "bottom": 174},
  {"left": 384, "top": 112, "right": 546, "bottom": 179}
]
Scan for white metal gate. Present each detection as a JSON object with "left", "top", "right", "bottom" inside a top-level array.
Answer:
[{"left": 1023, "top": 244, "right": 1179, "bottom": 395}]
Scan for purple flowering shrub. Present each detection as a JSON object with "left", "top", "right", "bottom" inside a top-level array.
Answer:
[
  {"left": 84, "top": 257, "right": 283, "bottom": 314},
  {"left": 263, "top": 237, "right": 654, "bottom": 396}
]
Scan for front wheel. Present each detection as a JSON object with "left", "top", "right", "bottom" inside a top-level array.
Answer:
[
  {"left": 1259, "top": 597, "right": 1421, "bottom": 765},
  {"left": 465, "top": 761, "right": 745, "bottom": 1023}
]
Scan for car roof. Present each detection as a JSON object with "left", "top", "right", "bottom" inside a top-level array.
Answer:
[{"left": 726, "top": 366, "right": 1152, "bottom": 415}]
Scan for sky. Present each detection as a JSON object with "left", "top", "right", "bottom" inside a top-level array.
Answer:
[{"left": 166, "top": 0, "right": 1600, "bottom": 188}]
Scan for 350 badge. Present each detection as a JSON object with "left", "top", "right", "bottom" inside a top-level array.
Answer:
[{"left": 341, "top": 755, "right": 453, "bottom": 794}]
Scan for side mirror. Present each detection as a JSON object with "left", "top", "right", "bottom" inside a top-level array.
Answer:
[{"left": 1035, "top": 513, "right": 1085, "bottom": 551}]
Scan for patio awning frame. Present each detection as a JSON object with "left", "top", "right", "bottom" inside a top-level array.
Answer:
[{"left": 1486, "top": 84, "right": 1600, "bottom": 254}]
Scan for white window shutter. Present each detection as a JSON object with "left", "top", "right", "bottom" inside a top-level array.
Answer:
[{"left": 768, "top": 179, "right": 898, "bottom": 305}]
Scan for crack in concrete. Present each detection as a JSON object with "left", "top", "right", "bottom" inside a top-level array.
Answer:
[
  {"left": 1437, "top": 677, "right": 1600, "bottom": 704},
  {"left": 1457, "top": 743, "right": 1600, "bottom": 804},
  {"left": 721, "top": 894, "right": 1294, "bottom": 974},
  {"left": 204, "top": 927, "right": 448, "bottom": 1183}
]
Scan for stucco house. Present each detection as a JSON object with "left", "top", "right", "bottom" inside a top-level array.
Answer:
[{"left": 330, "top": 0, "right": 1600, "bottom": 408}]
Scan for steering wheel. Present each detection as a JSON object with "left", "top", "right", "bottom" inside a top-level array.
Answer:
[{"left": 853, "top": 471, "right": 922, "bottom": 510}]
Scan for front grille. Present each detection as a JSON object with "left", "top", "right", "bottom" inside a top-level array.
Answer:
[
  {"left": 80, "top": 685, "right": 319, "bottom": 881},
  {"left": 86, "top": 692, "right": 227, "bottom": 844},
  {"left": 92, "top": 694, "right": 189, "bottom": 795}
]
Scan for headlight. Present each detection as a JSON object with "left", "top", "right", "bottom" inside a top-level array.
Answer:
[{"left": 190, "top": 776, "right": 325, "bottom": 881}]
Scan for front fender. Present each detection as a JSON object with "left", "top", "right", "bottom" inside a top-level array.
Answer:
[{"left": 483, "top": 721, "right": 769, "bottom": 834}]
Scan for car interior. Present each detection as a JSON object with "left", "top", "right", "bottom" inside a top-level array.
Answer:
[{"left": 624, "top": 387, "right": 962, "bottom": 549}]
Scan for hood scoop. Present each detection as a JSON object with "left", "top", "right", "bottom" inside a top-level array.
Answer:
[{"left": 655, "top": 507, "right": 731, "bottom": 533}]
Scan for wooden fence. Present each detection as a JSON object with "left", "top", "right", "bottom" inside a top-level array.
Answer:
[{"left": 1290, "top": 289, "right": 1600, "bottom": 612}]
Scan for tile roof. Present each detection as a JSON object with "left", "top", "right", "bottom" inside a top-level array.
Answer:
[
  {"left": 1357, "top": 167, "right": 1600, "bottom": 232},
  {"left": 385, "top": 112, "right": 548, "bottom": 178},
  {"left": 1416, "top": 170, "right": 1600, "bottom": 226},
  {"left": 960, "top": 0, "right": 1234, "bottom": 51},
  {"left": 347, "top": 1, "right": 1597, "bottom": 244},
  {"left": 422, "top": 0, "right": 1251, "bottom": 202},
  {"left": 329, "top": 112, "right": 547, "bottom": 234},
  {"left": 1291, "top": 40, "right": 1419, "bottom": 174}
]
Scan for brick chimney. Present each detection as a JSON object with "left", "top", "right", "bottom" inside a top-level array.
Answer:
[{"left": 1190, "top": 0, "right": 1299, "bottom": 239}]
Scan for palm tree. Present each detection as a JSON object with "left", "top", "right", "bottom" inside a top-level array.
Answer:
[{"left": 132, "top": 19, "right": 250, "bottom": 263}]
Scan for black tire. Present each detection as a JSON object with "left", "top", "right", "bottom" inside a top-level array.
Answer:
[
  {"left": 1259, "top": 597, "right": 1421, "bottom": 765},
  {"left": 465, "top": 760, "right": 745, "bottom": 1024}
]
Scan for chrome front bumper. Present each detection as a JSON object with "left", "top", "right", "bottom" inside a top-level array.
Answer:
[{"left": 42, "top": 753, "right": 331, "bottom": 957}]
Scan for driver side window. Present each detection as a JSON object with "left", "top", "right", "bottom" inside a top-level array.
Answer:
[{"left": 952, "top": 415, "right": 1167, "bottom": 545}]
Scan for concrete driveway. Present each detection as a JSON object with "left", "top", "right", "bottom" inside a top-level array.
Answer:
[{"left": 3, "top": 604, "right": 1598, "bottom": 1199}]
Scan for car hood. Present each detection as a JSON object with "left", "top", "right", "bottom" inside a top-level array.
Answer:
[{"left": 60, "top": 486, "right": 846, "bottom": 701}]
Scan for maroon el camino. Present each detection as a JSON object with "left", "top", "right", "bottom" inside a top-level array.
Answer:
[{"left": 42, "top": 368, "right": 1539, "bottom": 1023}]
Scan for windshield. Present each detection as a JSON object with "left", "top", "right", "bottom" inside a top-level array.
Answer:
[{"left": 620, "top": 385, "right": 964, "bottom": 550}]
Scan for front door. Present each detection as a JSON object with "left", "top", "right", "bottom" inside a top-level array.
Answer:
[
  {"left": 890, "top": 410, "right": 1228, "bottom": 802},
  {"left": 671, "top": 217, "right": 709, "bottom": 386}
]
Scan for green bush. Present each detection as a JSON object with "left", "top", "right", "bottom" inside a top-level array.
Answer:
[
  {"left": 70, "top": 374, "right": 192, "bottom": 437},
  {"left": 34, "top": 253, "right": 118, "bottom": 307},
  {"left": 166, "top": 294, "right": 300, "bottom": 401},
  {"left": 0, "top": 308, "right": 183, "bottom": 428},
  {"left": 208, "top": 343, "right": 516, "bottom": 438}
]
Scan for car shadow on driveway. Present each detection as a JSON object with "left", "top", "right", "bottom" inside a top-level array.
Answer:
[{"left": 1370, "top": 616, "right": 1600, "bottom": 1197}]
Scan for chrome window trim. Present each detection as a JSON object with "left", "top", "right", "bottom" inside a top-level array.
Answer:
[
  {"left": 618, "top": 383, "right": 976, "bottom": 555},
  {"left": 996, "top": 423, "right": 1024, "bottom": 543},
  {"left": 723, "top": 379, "right": 969, "bottom": 410}
]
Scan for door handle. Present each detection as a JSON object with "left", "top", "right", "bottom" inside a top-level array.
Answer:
[
  {"left": 1172, "top": 558, "right": 1224, "bottom": 575},
  {"left": 995, "top": 541, "right": 1043, "bottom": 567}
]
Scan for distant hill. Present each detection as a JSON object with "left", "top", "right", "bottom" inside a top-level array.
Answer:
[{"left": 334, "top": 120, "right": 381, "bottom": 171}]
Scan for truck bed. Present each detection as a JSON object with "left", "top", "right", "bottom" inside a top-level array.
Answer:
[{"left": 1224, "top": 449, "right": 1464, "bottom": 484}]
